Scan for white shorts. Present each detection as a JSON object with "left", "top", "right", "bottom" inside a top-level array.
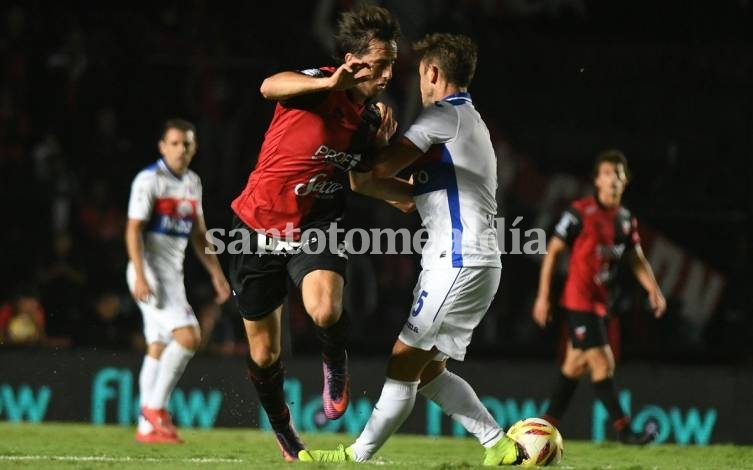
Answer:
[
  {"left": 398, "top": 267, "right": 501, "bottom": 361},
  {"left": 126, "top": 261, "right": 198, "bottom": 344}
]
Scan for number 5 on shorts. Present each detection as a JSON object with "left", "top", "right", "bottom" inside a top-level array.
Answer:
[{"left": 412, "top": 290, "right": 429, "bottom": 317}]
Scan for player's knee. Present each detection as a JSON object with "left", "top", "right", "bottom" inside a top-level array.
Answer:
[
  {"left": 250, "top": 348, "right": 280, "bottom": 368},
  {"left": 419, "top": 360, "right": 446, "bottom": 384},
  {"left": 562, "top": 360, "right": 587, "bottom": 378},
  {"left": 587, "top": 353, "right": 612, "bottom": 379},
  {"left": 386, "top": 357, "right": 419, "bottom": 382},
  {"left": 307, "top": 301, "right": 343, "bottom": 328},
  {"left": 173, "top": 327, "right": 200, "bottom": 351},
  {"left": 562, "top": 350, "right": 586, "bottom": 378}
]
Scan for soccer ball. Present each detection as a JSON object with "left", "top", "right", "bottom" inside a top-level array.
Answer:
[{"left": 506, "top": 418, "right": 564, "bottom": 467}]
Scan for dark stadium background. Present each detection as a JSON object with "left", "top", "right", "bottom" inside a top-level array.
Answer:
[{"left": 1, "top": 0, "right": 751, "bottom": 366}]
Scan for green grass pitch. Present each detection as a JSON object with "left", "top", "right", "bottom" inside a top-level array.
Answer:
[{"left": 1, "top": 422, "right": 753, "bottom": 469}]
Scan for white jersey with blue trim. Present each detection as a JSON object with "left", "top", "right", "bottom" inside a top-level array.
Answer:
[
  {"left": 127, "top": 159, "right": 203, "bottom": 275},
  {"left": 403, "top": 92, "right": 501, "bottom": 269}
]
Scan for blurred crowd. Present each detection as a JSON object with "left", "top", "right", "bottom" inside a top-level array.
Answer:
[{"left": 1, "top": 1, "right": 751, "bottom": 362}]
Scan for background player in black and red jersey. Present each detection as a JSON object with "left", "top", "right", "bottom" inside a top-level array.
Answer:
[
  {"left": 227, "top": 6, "right": 411, "bottom": 461},
  {"left": 532, "top": 149, "right": 666, "bottom": 445}
]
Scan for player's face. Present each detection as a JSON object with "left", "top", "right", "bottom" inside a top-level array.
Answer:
[
  {"left": 352, "top": 39, "right": 397, "bottom": 100},
  {"left": 594, "top": 162, "right": 627, "bottom": 201},
  {"left": 159, "top": 128, "right": 196, "bottom": 175}
]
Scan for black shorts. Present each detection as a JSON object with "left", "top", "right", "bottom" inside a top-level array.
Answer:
[
  {"left": 227, "top": 216, "right": 348, "bottom": 320},
  {"left": 564, "top": 309, "right": 608, "bottom": 350}
]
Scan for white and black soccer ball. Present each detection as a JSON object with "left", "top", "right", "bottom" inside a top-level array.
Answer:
[{"left": 506, "top": 418, "right": 564, "bottom": 467}]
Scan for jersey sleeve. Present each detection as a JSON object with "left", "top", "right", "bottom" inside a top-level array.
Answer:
[
  {"left": 127, "top": 171, "right": 156, "bottom": 221},
  {"left": 402, "top": 102, "right": 460, "bottom": 152},
  {"left": 279, "top": 68, "right": 331, "bottom": 110},
  {"left": 552, "top": 206, "right": 583, "bottom": 245}
]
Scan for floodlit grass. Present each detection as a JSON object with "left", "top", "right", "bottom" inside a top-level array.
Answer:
[{"left": 1, "top": 422, "right": 753, "bottom": 469}]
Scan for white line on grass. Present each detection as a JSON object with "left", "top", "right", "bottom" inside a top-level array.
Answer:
[{"left": 0, "top": 455, "right": 242, "bottom": 463}]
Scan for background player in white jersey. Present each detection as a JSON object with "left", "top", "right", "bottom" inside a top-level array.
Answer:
[
  {"left": 301, "top": 34, "right": 522, "bottom": 466},
  {"left": 125, "top": 118, "right": 230, "bottom": 443}
]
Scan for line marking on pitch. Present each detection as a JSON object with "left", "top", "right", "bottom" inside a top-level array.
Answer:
[{"left": 0, "top": 455, "right": 243, "bottom": 463}]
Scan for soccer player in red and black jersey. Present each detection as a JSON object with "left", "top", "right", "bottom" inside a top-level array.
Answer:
[
  {"left": 532, "top": 149, "right": 666, "bottom": 445},
  {"left": 227, "top": 6, "right": 411, "bottom": 461}
]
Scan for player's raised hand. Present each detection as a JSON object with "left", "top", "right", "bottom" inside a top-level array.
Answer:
[
  {"left": 532, "top": 296, "right": 551, "bottom": 328},
  {"left": 212, "top": 274, "right": 231, "bottom": 305},
  {"left": 329, "top": 59, "right": 372, "bottom": 90},
  {"left": 648, "top": 288, "right": 666, "bottom": 318},
  {"left": 132, "top": 276, "right": 154, "bottom": 303},
  {"left": 374, "top": 102, "right": 397, "bottom": 147}
]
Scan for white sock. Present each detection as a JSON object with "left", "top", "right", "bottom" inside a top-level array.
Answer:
[
  {"left": 419, "top": 369, "right": 502, "bottom": 447},
  {"left": 351, "top": 378, "right": 419, "bottom": 462},
  {"left": 146, "top": 341, "right": 194, "bottom": 410},
  {"left": 138, "top": 355, "right": 160, "bottom": 434}
]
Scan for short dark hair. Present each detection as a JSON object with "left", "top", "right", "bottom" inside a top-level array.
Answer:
[
  {"left": 334, "top": 6, "right": 401, "bottom": 60},
  {"left": 593, "top": 149, "right": 631, "bottom": 182},
  {"left": 413, "top": 33, "right": 478, "bottom": 88},
  {"left": 162, "top": 118, "right": 196, "bottom": 140}
]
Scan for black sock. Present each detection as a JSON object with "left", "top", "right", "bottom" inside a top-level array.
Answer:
[
  {"left": 246, "top": 357, "right": 289, "bottom": 431},
  {"left": 591, "top": 377, "right": 628, "bottom": 427},
  {"left": 544, "top": 373, "right": 580, "bottom": 423},
  {"left": 315, "top": 310, "right": 349, "bottom": 362}
]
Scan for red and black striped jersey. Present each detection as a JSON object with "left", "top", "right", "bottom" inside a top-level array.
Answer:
[
  {"left": 553, "top": 196, "right": 640, "bottom": 316},
  {"left": 231, "top": 67, "right": 381, "bottom": 239}
]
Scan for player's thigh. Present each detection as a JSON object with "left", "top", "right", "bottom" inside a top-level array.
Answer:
[
  {"left": 148, "top": 275, "right": 200, "bottom": 336},
  {"left": 137, "top": 301, "right": 181, "bottom": 346},
  {"left": 243, "top": 306, "right": 283, "bottom": 366},
  {"left": 583, "top": 345, "right": 615, "bottom": 374},
  {"left": 399, "top": 267, "right": 500, "bottom": 361},
  {"left": 436, "top": 267, "right": 501, "bottom": 360},
  {"left": 227, "top": 220, "right": 289, "bottom": 320},
  {"left": 298, "top": 269, "right": 344, "bottom": 326},
  {"left": 287, "top": 231, "right": 347, "bottom": 324},
  {"left": 565, "top": 310, "right": 608, "bottom": 351},
  {"left": 561, "top": 342, "right": 588, "bottom": 377},
  {"left": 286, "top": 229, "right": 348, "bottom": 289}
]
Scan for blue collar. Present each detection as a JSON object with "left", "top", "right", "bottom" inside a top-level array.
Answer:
[
  {"left": 443, "top": 92, "right": 472, "bottom": 105},
  {"left": 158, "top": 158, "right": 184, "bottom": 180}
]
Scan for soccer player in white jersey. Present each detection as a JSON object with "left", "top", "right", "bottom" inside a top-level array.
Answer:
[
  {"left": 301, "top": 34, "right": 522, "bottom": 466},
  {"left": 125, "top": 118, "right": 230, "bottom": 443}
]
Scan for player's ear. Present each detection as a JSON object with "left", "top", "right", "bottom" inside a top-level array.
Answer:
[
  {"left": 344, "top": 52, "right": 355, "bottom": 65},
  {"left": 430, "top": 64, "right": 439, "bottom": 84}
]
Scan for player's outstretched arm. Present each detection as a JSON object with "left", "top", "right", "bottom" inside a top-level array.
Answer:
[
  {"left": 627, "top": 245, "right": 666, "bottom": 318},
  {"left": 191, "top": 215, "right": 231, "bottom": 304},
  {"left": 259, "top": 59, "right": 371, "bottom": 101},
  {"left": 349, "top": 171, "right": 413, "bottom": 204},
  {"left": 125, "top": 218, "right": 153, "bottom": 303},
  {"left": 532, "top": 236, "right": 568, "bottom": 327},
  {"left": 371, "top": 137, "right": 424, "bottom": 179}
]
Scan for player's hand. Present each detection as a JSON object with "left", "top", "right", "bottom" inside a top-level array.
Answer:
[
  {"left": 132, "top": 276, "right": 154, "bottom": 303},
  {"left": 532, "top": 296, "right": 551, "bottom": 328},
  {"left": 212, "top": 274, "right": 231, "bottom": 305},
  {"left": 374, "top": 102, "right": 397, "bottom": 148},
  {"left": 648, "top": 288, "right": 666, "bottom": 318},
  {"left": 328, "top": 58, "right": 372, "bottom": 90}
]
